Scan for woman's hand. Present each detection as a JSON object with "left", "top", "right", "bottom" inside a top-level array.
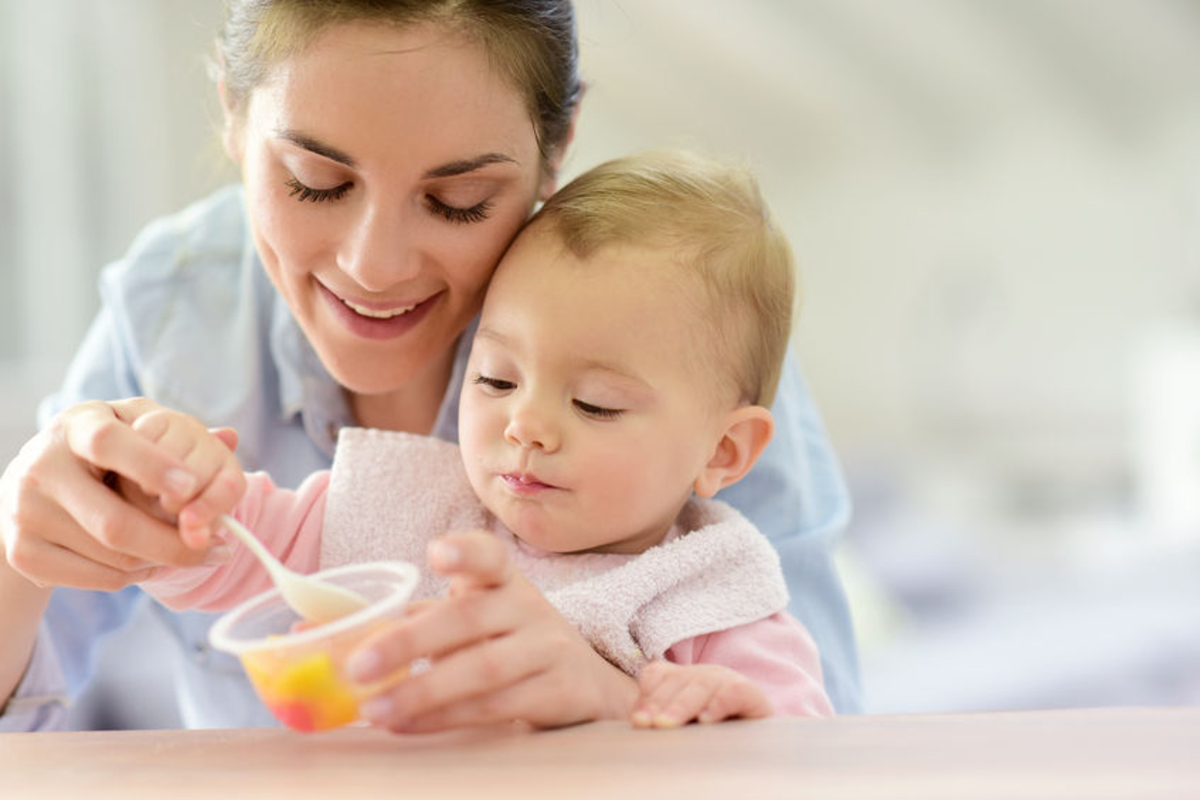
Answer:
[
  {"left": 346, "top": 529, "right": 640, "bottom": 733},
  {"left": 0, "top": 398, "right": 238, "bottom": 592}
]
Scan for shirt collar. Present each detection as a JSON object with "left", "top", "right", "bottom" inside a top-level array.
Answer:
[{"left": 267, "top": 281, "right": 478, "bottom": 449}]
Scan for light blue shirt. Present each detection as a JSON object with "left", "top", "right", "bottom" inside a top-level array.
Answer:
[{"left": 2, "top": 185, "right": 859, "bottom": 731}]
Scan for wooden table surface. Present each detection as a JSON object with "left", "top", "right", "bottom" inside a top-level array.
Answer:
[{"left": 3, "top": 707, "right": 1196, "bottom": 799}]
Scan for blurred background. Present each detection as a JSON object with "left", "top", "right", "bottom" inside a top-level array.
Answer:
[{"left": 2, "top": 0, "right": 1199, "bottom": 725}]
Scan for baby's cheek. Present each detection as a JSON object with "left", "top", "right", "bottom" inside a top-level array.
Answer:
[{"left": 585, "top": 457, "right": 654, "bottom": 520}]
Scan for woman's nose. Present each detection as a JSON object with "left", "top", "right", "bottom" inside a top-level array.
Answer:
[
  {"left": 504, "top": 398, "right": 560, "bottom": 453},
  {"left": 338, "top": 202, "right": 420, "bottom": 291}
]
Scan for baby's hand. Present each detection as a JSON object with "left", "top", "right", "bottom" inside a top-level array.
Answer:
[
  {"left": 114, "top": 408, "right": 247, "bottom": 549},
  {"left": 631, "top": 661, "right": 773, "bottom": 729}
]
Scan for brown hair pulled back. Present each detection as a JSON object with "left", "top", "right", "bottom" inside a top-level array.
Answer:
[{"left": 217, "top": 0, "right": 581, "bottom": 174}]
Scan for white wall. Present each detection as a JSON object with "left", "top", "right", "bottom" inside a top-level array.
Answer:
[{"left": 1, "top": 0, "right": 233, "bottom": 459}]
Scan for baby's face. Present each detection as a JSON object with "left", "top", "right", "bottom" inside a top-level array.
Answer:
[{"left": 458, "top": 228, "right": 731, "bottom": 554}]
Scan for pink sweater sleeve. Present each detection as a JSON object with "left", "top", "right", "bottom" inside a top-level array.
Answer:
[
  {"left": 663, "top": 611, "right": 834, "bottom": 718},
  {"left": 139, "top": 469, "right": 330, "bottom": 612}
]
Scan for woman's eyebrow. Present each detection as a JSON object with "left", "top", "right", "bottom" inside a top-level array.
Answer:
[
  {"left": 424, "top": 153, "right": 518, "bottom": 179},
  {"left": 275, "top": 129, "right": 356, "bottom": 168},
  {"left": 273, "top": 131, "right": 515, "bottom": 179}
]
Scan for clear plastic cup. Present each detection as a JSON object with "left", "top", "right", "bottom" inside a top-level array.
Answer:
[{"left": 209, "top": 560, "right": 419, "bottom": 732}]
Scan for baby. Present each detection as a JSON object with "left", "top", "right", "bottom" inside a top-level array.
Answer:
[{"left": 132, "top": 150, "right": 832, "bottom": 725}]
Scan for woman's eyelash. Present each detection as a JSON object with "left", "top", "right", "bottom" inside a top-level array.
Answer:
[
  {"left": 575, "top": 400, "right": 623, "bottom": 419},
  {"left": 285, "top": 178, "right": 352, "bottom": 203},
  {"left": 282, "top": 179, "right": 490, "bottom": 224},
  {"left": 427, "top": 195, "right": 493, "bottom": 224}
]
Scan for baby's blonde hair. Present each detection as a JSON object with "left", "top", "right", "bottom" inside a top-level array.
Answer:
[{"left": 530, "top": 150, "right": 797, "bottom": 407}]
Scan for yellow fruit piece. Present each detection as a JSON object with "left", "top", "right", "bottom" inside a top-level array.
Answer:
[
  {"left": 276, "top": 652, "right": 338, "bottom": 696},
  {"left": 242, "top": 651, "right": 360, "bottom": 730}
]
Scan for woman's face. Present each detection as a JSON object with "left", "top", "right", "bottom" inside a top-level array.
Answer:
[{"left": 227, "top": 22, "right": 548, "bottom": 398}]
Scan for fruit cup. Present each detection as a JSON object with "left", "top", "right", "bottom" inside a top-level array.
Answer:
[{"left": 208, "top": 561, "right": 419, "bottom": 732}]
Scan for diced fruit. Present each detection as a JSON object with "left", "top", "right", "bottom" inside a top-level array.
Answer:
[{"left": 242, "top": 651, "right": 361, "bottom": 731}]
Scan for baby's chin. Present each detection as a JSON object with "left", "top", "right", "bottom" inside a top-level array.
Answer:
[{"left": 499, "top": 514, "right": 597, "bottom": 556}]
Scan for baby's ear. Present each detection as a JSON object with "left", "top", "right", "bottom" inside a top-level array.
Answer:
[{"left": 693, "top": 406, "right": 774, "bottom": 499}]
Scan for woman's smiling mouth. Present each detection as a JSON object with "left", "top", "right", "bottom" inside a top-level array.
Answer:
[
  {"left": 316, "top": 279, "right": 438, "bottom": 340},
  {"left": 340, "top": 297, "right": 417, "bottom": 318}
]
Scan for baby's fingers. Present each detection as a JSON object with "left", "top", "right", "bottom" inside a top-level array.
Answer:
[
  {"left": 698, "top": 680, "right": 773, "bottom": 724},
  {"left": 177, "top": 466, "right": 248, "bottom": 548},
  {"left": 427, "top": 530, "right": 513, "bottom": 592},
  {"left": 61, "top": 402, "right": 198, "bottom": 505},
  {"left": 653, "top": 679, "right": 717, "bottom": 728},
  {"left": 633, "top": 662, "right": 712, "bottom": 728}
]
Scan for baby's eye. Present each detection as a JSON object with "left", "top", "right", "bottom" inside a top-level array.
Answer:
[
  {"left": 473, "top": 374, "right": 515, "bottom": 393},
  {"left": 574, "top": 399, "right": 623, "bottom": 419}
]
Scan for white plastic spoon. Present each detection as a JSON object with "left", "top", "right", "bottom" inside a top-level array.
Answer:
[{"left": 218, "top": 514, "right": 369, "bottom": 624}]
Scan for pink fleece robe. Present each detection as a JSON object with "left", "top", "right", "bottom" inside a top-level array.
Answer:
[{"left": 144, "top": 429, "right": 832, "bottom": 717}]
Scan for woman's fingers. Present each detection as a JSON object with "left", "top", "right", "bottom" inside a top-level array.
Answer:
[
  {"left": 49, "top": 460, "right": 215, "bottom": 569},
  {"left": 4, "top": 492, "right": 159, "bottom": 590},
  {"left": 57, "top": 401, "right": 197, "bottom": 506},
  {"left": 1, "top": 399, "right": 227, "bottom": 594},
  {"left": 13, "top": 538, "right": 158, "bottom": 592}
]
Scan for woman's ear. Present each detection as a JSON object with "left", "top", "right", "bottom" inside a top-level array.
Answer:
[
  {"left": 217, "top": 76, "right": 245, "bottom": 163},
  {"left": 693, "top": 406, "right": 775, "bottom": 499},
  {"left": 538, "top": 84, "right": 585, "bottom": 201}
]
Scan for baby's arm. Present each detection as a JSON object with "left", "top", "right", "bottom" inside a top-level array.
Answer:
[
  {"left": 631, "top": 661, "right": 772, "bottom": 728},
  {"left": 112, "top": 407, "right": 246, "bottom": 546}
]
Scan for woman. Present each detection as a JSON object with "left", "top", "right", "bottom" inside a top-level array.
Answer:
[{"left": 0, "top": 0, "right": 858, "bottom": 732}]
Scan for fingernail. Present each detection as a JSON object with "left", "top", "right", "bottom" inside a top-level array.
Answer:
[
  {"left": 428, "top": 540, "right": 459, "bottom": 570},
  {"left": 359, "top": 695, "right": 395, "bottom": 722},
  {"left": 203, "top": 545, "right": 233, "bottom": 565},
  {"left": 631, "top": 710, "right": 652, "bottom": 727},
  {"left": 165, "top": 469, "right": 196, "bottom": 496},
  {"left": 653, "top": 713, "right": 678, "bottom": 729},
  {"left": 346, "top": 649, "right": 383, "bottom": 682}
]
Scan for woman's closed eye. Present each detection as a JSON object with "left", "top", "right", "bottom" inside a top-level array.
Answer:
[
  {"left": 285, "top": 177, "right": 352, "bottom": 203},
  {"left": 574, "top": 399, "right": 623, "bottom": 419},
  {"left": 427, "top": 195, "right": 493, "bottom": 225}
]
